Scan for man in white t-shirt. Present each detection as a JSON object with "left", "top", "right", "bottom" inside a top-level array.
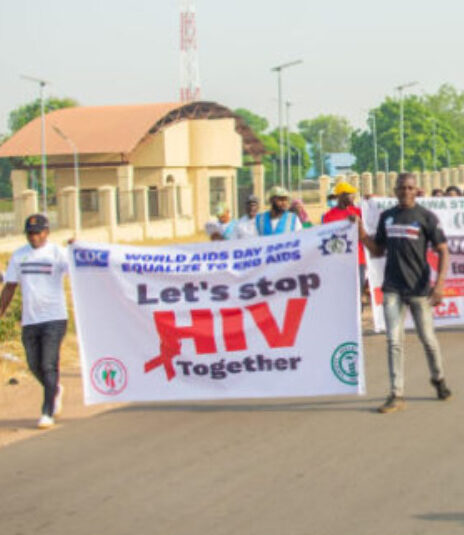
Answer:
[
  {"left": 234, "top": 195, "right": 259, "bottom": 239},
  {"left": 0, "top": 214, "right": 69, "bottom": 429}
]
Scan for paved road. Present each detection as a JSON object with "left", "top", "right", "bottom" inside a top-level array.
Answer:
[{"left": 1, "top": 330, "right": 464, "bottom": 535}]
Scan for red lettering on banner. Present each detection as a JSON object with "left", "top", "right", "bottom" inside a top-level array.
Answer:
[
  {"left": 144, "top": 310, "right": 217, "bottom": 380},
  {"left": 220, "top": 308, "right": 247, "bottom": 352},
  {"left": 246, "top": 298, "right": 307, "bottom": 348},
  {"left": 434, "top": 301, "right": 459, "bottom": 318},
  {"left": 144, "top": 299, "right": 308, "bottom": 380}
]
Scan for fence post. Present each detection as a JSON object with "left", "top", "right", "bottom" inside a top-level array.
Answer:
[
  {"left": 319, "top": 175, "right": 331, "bottom": 207},
  {"left": 450, "top": 167, "right": 459, "bottom": 186},
  {"left": 421, "top": 172, "right": 432, "bottom": 196},
  {"left": 459, "top": 165, "right": 464, "bottom": 187},
  {"left": 20, "top": 189, "right": 38, "bottom": 222},
  {"left": 387, "top": 172, "right": 397, "bottom": 196},
  {"left": 431, "top": 171, "right": 441, "bottom": 190},
  {"left": 60, "top": 186, "right": 80, "bottom": 234},
  {"left": 98, "top": 186, "right": 117, "bottom": 242},
  {"left": 11, "top": 169, "right": 29, "bottom": 233},
  {"left": 361, "top": 172, "right": 373, "bottom": 196},
  {"left": 251, "top": 163, "right": 265, "bottom": 208},
  {"left": 441, "top": 168, "right": 450, "bottom": 190},
  {"left": 376, "top": 172, "right": 386, "bottom": 196},
  {"left": 117, "top": 165, "right": 134, "bottom": 223}
]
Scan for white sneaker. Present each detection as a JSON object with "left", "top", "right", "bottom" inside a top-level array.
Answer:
[
  {"left": 37, "top": 414, "right": 55, "bottom": 430},
  {"left": 54, "top": 384, "right": 64, "bottom": 417}
]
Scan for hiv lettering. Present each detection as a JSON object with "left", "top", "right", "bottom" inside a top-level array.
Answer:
[{"left": 144, "top": 298, "right": 308, "bottom": 380}]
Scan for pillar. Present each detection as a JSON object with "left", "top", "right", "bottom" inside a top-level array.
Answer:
[
  {"left": 421, "top": 172, "right": 432, "bottom": 196},
  {"left": 361, "top": 172, "right": 373, "bottom": 196},
  {"left": 459, "top": 165, "right": 464, "bottom": 187},
  {"left": 134, "top": 186, "right": 149, "bottom": 223},
  {"left": 251, "top": 163, "right": 265, "bottom": 209},
  {"left": 451, "top": 167, "right": 459, "bottom": 186},
  {"left": 117, "top": 165, "right": 134, "bottom": 223},
  {"left": 441, "top": 168, "right": 450, "bottom": 190},
  {"left": 376, "top": 172, "right": 386, "bottom": 196},
  {"left": 11, "top": 169, "right": 29, "bottom": 232},
  {"left": 20, "top": 189, "right": 38, "bottom": 223},
  {"left": 388, "top": 172, "right": 398, "bottom": 196},
  {"left": 431, "top": 171, "right": 441, "bottom": 190},
  {"left": 319, "top": 175, "right": 331, "bottom": 206},
  {"left": 348, "top": 174, "right": 360, "bottom": 202},
  {"left": 98, "top": 186, "right": 117, "bottom": 241},
  {"left": 60, "top": 186, "right": 80, "bottom": 233}
]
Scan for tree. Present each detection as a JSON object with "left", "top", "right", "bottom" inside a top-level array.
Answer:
[
  {"left": 298, "top": 114, "right": 353, "bottom": 176},
  {"left": 0, "top": 97, "right": 78, "bottom": 200},
  {"left": 8, "top": 96, "right": 78, "bottom": 134},
  {"left": 234, "top": 108, "right": 311, "bottom": 191},
  {"left": 351, "top": 95, "right": 462, "bottom": 174}
]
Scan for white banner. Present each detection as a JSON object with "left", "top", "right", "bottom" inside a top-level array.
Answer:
[
  {"left": 69, "top": 221, "right": 365, "bottom": 405},
  {"left": 362, "top": 197, "right": 464, "bottom": 331}
]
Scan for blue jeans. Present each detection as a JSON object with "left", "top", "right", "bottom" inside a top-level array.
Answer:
[
  {"left": 383, "top": 293, "right": 444, "bottom": 396},
  {"left": 22, "top": 320, "right": 67, "bottom": 416}
]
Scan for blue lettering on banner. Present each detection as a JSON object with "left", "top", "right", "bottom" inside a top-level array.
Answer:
[{"left": 74, "top": 249, "right": 110, "bottom": 267}]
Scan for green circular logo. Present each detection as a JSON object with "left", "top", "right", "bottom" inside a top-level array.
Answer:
[{"left": 331, "top": 342, "right": 358, "bottom": 385}]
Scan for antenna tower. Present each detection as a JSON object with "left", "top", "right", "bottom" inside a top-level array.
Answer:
[{"left": 180, "top": 0, "right": 201, "bottom": 102}]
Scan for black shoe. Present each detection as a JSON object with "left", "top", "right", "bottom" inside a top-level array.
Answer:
[
  {"left": 431, "top": 378, "right": 452, "bottom": 400},
  {"left": 378, "top": 395, "right": 406, "bottom": 414}
]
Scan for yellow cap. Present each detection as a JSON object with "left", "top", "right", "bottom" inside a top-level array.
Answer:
[{"left": 334, "top": 182, "right": 357, "bottom": 195}]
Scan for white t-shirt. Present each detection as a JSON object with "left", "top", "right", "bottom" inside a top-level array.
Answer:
[
  {"left": 234, "top": 215, "right": 258, "bottom": 239},
  {"left": 5, "top": 242, "right": 69, "bottom": 326}
]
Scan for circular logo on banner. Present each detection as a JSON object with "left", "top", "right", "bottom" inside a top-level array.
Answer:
[
  {"left": 91, "top": 358, "right": 128, "bottom": 396},
  {"left": 331, "top": 342, "right": 359, "bottom": 385}
]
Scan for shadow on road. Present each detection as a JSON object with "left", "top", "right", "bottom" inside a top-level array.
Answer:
[
  {"left": 416, "top": 512, "right": 464, "bottom": 527},
  {"left": 109, "top": 398, "right": 388, "bottom": 415}
]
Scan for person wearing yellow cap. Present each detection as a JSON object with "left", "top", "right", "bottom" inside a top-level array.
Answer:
[
  {"left": 255, "top": 186, "right": 302, "bottom": 236},
  {"left": 322, "top": 181, "right": 367, "bottom": 292}
]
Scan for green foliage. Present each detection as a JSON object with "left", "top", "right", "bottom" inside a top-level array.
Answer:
[
  {"left": 0, "top": 286, "right": 22, "bottom": 342},
  {"left": 351, "top": 93, "right": 463, "bottom": 173},
  {"left": 8, "top": 96, "right": 78, "bottom": 134},
  {"left": 235, "top": 108, "right": 269, "bottom": 135},
  {"left": 234, "top": 108, "right": 311, "bottom": 191},
  {"left": 0, "top": 97, "right": 78, "bottom": 201},
  {"left": 298, "top": 114, "right": 353, "bottom": 152},
  {"left": 298, "top": 115, "right": 353, "bottom": 176}
]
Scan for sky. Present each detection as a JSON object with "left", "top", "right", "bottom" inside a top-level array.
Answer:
[{"left": 1, "top": 0, "right": 464, "bottom": 136}]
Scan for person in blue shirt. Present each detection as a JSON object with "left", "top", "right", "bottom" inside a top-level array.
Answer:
[
  {"left": 205, "top": 203, "right": 237, "bottom": 240},
  {"left": 255, "top": 186, "right": 302, "bottom": 236}
]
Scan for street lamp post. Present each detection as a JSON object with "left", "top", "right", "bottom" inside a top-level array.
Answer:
[
  {"left": 370, "top": 111, "right": 379, "bottom": 176},
  {"left": 286, "top": 100, "right": 292, "bottom": 192},
  {"left": 381, "top": 147, "right": 389, "bottom": 175},
  {"left": 271, "top": 60, "right": 303, "bottom": 188},
  {"left": 318, "top": 129, "right": 325, "bottom": 175},
  {"left": 52, "top": 125, "right": 81, "bottom": 231},
  {"left": 396, "top": 81, "right": 418, "bottom": 172},
  {"left": 21, "top": 75, "right": 51, "bottom": 214},
  {"left": 432, "top": 118, "right": 437, "bottom": 171}
]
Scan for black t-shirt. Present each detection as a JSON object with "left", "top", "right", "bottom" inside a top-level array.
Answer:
[{"left": 374, "top": 204, "right": 446, "bottom": 296}]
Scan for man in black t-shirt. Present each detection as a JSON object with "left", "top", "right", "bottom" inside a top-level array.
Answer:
[{"left": 359, "top": 173, "right": 452, "bottom": 413}]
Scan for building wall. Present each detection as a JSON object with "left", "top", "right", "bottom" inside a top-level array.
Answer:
[
  {"left": 189, "top": 119, "right": 242, "bottom": 168},
  {"left": 55, "top": 167, "right": 118, "bottom": 191}
]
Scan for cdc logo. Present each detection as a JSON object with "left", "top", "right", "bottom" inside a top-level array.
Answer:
[{"left": 74, "top": 248, "right": 110, "bottom": 267}]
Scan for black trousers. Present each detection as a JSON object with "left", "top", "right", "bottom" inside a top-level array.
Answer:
[{"left": 22, "top": 320, "right": 67, "bottom": 417}]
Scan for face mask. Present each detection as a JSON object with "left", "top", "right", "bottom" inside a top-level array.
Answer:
[{"left": 327, "top": 199, "right": 337, "bottom": 208}]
